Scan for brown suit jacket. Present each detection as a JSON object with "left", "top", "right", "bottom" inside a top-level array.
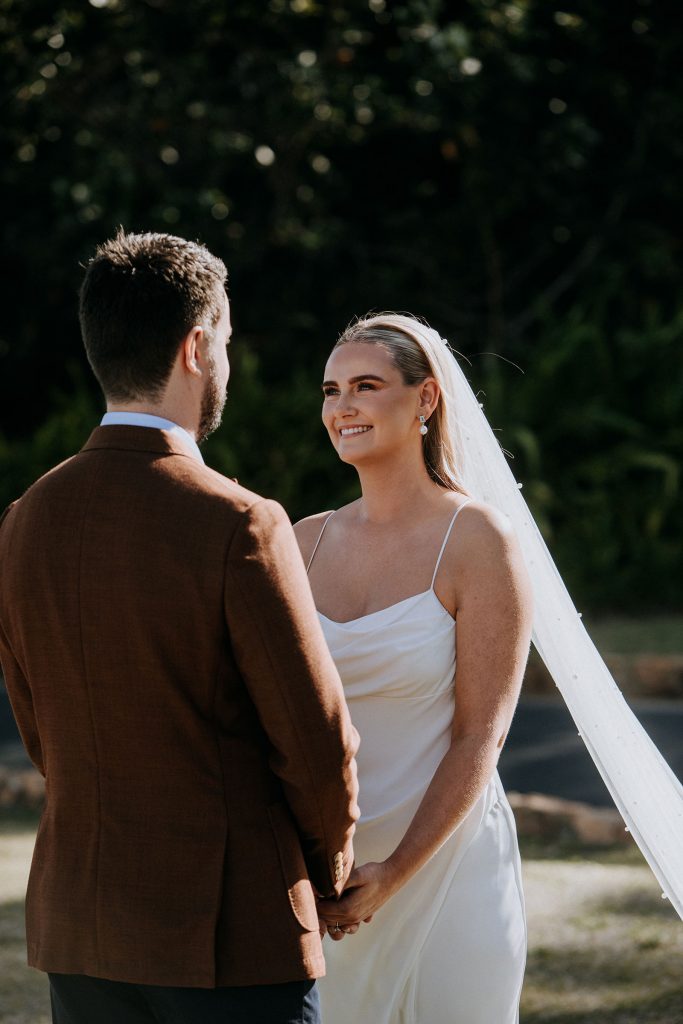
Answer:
[{"left": 0, "top": 426, "right": 359, "bottom": 988}]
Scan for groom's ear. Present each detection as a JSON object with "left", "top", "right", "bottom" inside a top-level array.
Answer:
[{"left": 180, "top": 326, "right": 204, "bottom": 378}]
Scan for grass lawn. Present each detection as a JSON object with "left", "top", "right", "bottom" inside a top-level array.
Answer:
[
  {"left": 582, "top": 614, "right": 683, "bottom": 655},
  {"left": 1, "top": 821, "right": 681, "bottom": 1023},
  {"left": 0, "top": 819, "right": 50, "bottom": 1024},
  {"left": 519, "top": 839, "right": 683, "bottom": 1023}
]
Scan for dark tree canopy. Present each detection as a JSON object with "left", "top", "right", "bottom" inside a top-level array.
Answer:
[{"left": 1, "top": 0, "right": 681, "bottom": 609}]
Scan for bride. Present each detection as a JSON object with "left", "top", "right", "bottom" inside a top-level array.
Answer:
[
  {"left": 294, "top": 313, "right": 532, "bottom": 1023},
  {"left": 295, "top": 312, "right": 683, "bottom": 1023}
]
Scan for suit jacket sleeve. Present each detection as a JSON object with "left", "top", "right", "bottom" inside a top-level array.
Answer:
[
  {"left": 0, "top": 503, "right": 45, "bottom": 776},
  {"left": 224, "top": 498, "right": 360, "bottom": 897}
]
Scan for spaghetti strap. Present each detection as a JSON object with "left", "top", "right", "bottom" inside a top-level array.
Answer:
[
  {"left": 430, "top": 499, "right": 474, "bottom": 590},
  {"left": 306, "top": 511, "right": 335, "bottom": 574}
]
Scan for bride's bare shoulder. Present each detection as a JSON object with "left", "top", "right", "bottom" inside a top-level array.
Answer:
[
  {"left": 445, "top": 497, "right": 526, "bottom": 582},
  {"left": 293, "top": 501, "right": 357, "bottom": 562},
  {"left": 293, "top": 510, "right": 336, "bottom": 562},
  {"left": 435, "top": 496, "right": 512, "bottom": 569},
  {"left": 452, "top": 498, "right": 515, "bottom": 540}
]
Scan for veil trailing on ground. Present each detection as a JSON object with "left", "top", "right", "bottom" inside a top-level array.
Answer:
[{"left": 354, "top": 314, "right": 683, "bottom": 920}]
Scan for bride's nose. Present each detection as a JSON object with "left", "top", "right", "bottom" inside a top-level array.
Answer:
[{"left": 336, "top": 391, "right": 358, "bottom": 416}]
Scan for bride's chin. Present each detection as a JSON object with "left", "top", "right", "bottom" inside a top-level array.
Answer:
[
  {"left": 337, "top": 452, "right": 360, "bottom": 466},
  {"left": 337, "top": 449, "right": 380, "bottom": 469}
]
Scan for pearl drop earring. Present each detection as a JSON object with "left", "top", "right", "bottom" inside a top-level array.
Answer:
[{"left": 419, "top": 415, "right": 428, "bottom": 436}]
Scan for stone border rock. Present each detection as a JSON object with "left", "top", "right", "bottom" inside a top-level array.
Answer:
[
  {"left": 0, "top": 765, "right": 45, "bottom": 811},
  {"left": 508, "top": 791, "right": 632, "bottom": 846}
]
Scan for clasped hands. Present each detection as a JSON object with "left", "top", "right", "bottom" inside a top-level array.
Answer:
[{"left": 317, "top": 860, "right": 396, "bottom": 942}]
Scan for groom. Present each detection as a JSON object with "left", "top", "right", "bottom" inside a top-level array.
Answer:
[{"left": 0, "top": 230, "right": 359, "bottom": 1023}]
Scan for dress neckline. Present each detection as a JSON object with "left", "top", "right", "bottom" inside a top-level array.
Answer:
[
  {"left": 318, "top": 587, "right": 455, "bottom": 627},
  {"left": 310, "top": 497, "right": 473, "bottom": 627}
]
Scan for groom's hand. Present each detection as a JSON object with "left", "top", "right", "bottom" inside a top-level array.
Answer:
[{"left": 318, "top": 861, "right": 397, "bottom": 932}]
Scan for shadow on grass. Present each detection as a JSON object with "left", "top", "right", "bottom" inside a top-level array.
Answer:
[
  {"left": 0, "top": 898, "right": 51, "bottom": 1024},
  {"left": 0, "top": 898, "right": 25, "bottom": 943},
  {"left": 522, "top": 987, "right": 683, "bottom": 1024},
  {"left": 526, "top": 943, "right": 681, "bottom": 987},
  {"left": 524, "top": 941, "right": 683, "bottom": 1024},
  {"left": 519, "top": 836, "right": 645, "bottom": 866},
  {"left": 591, "top": 885, "right": 679, "bottom": 919},
  {"left": 0, "top": 807, "right": 42, "bottom": 835}
]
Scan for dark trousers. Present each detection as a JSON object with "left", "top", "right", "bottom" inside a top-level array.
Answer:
[{"left": 48, "top": 972, "right": 321, "bottom": 1024}]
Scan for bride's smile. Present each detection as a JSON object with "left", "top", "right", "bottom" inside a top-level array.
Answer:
[{"left": 339, "top": 425, "right": 373, "bottom": 436}]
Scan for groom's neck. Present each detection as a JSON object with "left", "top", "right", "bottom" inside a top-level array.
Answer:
[{"left": 105, "top": 397, "right": 198, "bottom": 440}]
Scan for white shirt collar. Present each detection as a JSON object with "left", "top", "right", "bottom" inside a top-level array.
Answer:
[{"left": 100, "top": 412, "right": 204, "bottom": 464}]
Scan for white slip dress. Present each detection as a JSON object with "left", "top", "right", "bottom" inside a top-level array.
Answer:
[{"left": 308, "top": 502, "right": 527, "bottom": 1024}]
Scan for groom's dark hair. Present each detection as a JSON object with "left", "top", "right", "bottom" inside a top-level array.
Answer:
[{"left": 79, "top": 229, "right": 228, "bottom": 402}]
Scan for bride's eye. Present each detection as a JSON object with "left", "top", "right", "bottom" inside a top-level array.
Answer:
[
  {"left": 357, "top": 382, "right": 376, "bottom": 391},
  {"left": 322, "top": 386, "right": 339, "bottom": 397}
]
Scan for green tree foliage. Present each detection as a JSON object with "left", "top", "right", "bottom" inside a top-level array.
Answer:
[{"left": 1, "top": 0, "right": 681, "bottom": 608}]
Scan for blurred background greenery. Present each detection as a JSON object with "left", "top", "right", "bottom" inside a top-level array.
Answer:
[{"left": 1, "top": 0, "right": 681, "bottom": 611}]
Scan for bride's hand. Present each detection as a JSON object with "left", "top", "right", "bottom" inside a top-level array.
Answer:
[{"left": 318, "top": 861, "right": 397, "bottom": 930}]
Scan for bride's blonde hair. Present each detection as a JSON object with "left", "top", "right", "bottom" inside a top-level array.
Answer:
[{"left": 334, "top": 312, "right": 469, "bottom": 494}]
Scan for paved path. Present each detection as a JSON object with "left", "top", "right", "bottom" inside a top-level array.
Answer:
[
  {"left": 499, "top": 695, "right": 683, "bottom": 805},
  {"left": 2, "top": 690, "right": 681, "bottom": 807}
]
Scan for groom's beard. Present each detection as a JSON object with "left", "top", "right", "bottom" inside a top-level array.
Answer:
[{"left": 197, "top": 358, "right": 227, "bottom": 443}]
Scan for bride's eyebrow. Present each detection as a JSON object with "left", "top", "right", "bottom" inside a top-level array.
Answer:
[{"left": 321, "top": 374, "right": 387, "bottom": 387}]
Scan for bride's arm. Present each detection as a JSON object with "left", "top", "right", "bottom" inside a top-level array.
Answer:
[{"left": 317, "top": 503, "right": 533, "bottom": 931}]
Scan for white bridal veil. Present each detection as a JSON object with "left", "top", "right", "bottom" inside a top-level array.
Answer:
[
  {"left": 444, "top": 331, "right": 683, "bottom": 919},
  {"left": 378, "top": 317, "right": 683, "bottom": 919}
]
